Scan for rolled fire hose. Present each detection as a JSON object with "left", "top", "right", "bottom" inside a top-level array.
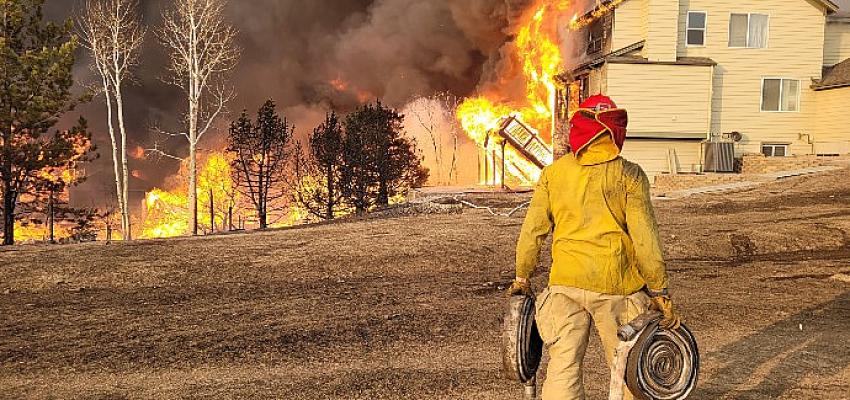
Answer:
[
  {"left": 617, "top": 311, "right": 700, "bottom": 400},
  {"left": 503, "top": 298, "right": 699, "bottom": 400},
  {"left": 502, "top": 294, "right": 543, "bottom": 397}
]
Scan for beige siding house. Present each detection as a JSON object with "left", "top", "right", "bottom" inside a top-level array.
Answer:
[{"left": 559, "top": 0, "right": 850, "bottom": 178}]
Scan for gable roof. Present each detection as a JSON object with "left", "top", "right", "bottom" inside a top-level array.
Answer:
[
  {"left": 814, "top": 0, "right": 841, "bottom": 13},
  {"left": 814, "top": 58, "right": 850, "bottom": 90}
]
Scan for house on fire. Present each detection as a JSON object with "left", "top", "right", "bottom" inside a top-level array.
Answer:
[{"left": 557, "top": 0, "right": 850, "bottom": 178}]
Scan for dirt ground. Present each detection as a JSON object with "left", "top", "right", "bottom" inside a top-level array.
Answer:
[{"left": 1, "top": 168, "right": 849, "bottom": 399}]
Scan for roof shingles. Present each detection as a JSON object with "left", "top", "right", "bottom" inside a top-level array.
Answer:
[{"left": 816, "top": 58, "right": 850, "bottom": 90}]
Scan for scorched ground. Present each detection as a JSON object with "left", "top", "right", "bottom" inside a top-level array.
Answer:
[{"left": 1, "top": 168, "right": 849, "bottom": 399}]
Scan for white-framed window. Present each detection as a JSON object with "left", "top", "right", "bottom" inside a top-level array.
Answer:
[
  {"left": 686, "top": 11, "right": 707, "bottom": 46},
  {"left": 761, "top": 78, "right": 800, "bottom": 112},
  {"left": 761, "top": 143, "right": 789, "bottom": 157},
  {"left": 729, "top": 13, "right": 769, "bottom": 48}
]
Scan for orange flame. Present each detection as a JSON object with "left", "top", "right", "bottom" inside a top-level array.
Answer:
[
  {"left": 130, "top": 146, "right": 146, "bottom": 160},
  {"left": 456, "top": 0, "right": 569, "bottom": 185},
  {"left": 569, "top": 0, "right": 626, "bottom": 30},
  {"left": 330, "top": 77, "right": 373, "bottom": 103},
  {"left": 140, "top": 152, "right": 238, "bottom": 239}
]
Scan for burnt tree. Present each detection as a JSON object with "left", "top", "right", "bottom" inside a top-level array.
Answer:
[
  {"left": 227, "top": 100, "right": 293, "bottom": 229},
  {"left": 294, "top": 111, "right": 345, "bottom": 220}
]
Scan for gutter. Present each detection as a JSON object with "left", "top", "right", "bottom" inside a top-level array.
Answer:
[{"left": 811, "top": 82, "right": 850, "bottom": 91}]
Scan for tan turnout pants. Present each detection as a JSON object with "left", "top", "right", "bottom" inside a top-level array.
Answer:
[{"left": 535, "top": 286, "right": 650, "bottom": 400}]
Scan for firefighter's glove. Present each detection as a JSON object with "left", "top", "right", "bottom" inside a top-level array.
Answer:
[
  {"left": 650, "top": 295, "right": 682, "bottom": 331},
  {"left": 507, "top": 279, "right": 532, "bottom": 297}
]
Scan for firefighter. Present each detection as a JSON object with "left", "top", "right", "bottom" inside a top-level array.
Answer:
[{"left": 508, "top": 95, "right": 681, "bottom": 400}]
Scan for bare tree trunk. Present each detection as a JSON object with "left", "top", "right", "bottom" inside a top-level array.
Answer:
[
  {"left": 106, "top": 209, "right": 113, "bottom": 244},
  {"left": 326, "top": 164, "right": 334, "bottom": 220},
  {"left": 228, "top": 205, "right": 232, "bottom": 231},
  {"left": 377, "top": 180, "right": 389, "bottom": 206},
  {"left": 78, "top": 0, "right": 145, "bottom": 241},
  {"left": 2, "top": 184, "right": 15, "bottom": 246},
  {"left": 208, "top": 188, "right": 214, "bottom": 232},
  {"left": 48, "top": 187, "right": 55, "bottom": 244},
  {"left": 189, "top": 141, "right": 198, "bottom": 236},
  {"left": 158, "top": 0, "right": 238, "bottom": 236},
  {"left": 102, "top": 83, "right": 127, "bottom": 238},
  {"left": 115, "top": 86, "right": 132, "bottom": 240}
]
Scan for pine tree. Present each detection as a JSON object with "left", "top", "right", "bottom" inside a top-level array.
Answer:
[
  {"left": 0, "top": 1, "right": 93, "bottom": 245},
  {"left": 340, "top": 102, "right": 428, "bottom": 213},
  {"left": 227, "top": 100, "right": 294, "bottom": 229},
  {"left": 294, "top": 111, "right": 345, "bottom": 221},
  {"left": 341, "top": 105, "right": 378, "bottom": 214},
  {"left": 368, "top": 101, "right": 428, "bottom": 205}
]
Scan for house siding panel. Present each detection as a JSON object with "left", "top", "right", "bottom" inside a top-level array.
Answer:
[
  {"left": 620, "top": 139, "right": 704, "bottom": 179},
  {"left": 813, "top": 87, "right": 850, "bottom": 154},
  {"left": 646, "top": 0, "right": 679, "bottom": 61},
  {"left": 824, "top": 20, "right": 850, "bottom": 66},
  {"left": 675, "top": 0, "right": 827, "bottom": 155},
  {"left": 612, "top": 0, "right": 648, "bottom": 51},
  {"left": 606, "top": 63, "right": 713, "bottom": 137}
]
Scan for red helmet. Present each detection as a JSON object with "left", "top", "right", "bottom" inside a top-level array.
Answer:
[{"left": 569, "top": 95, "right": 628, "bottom": 155}]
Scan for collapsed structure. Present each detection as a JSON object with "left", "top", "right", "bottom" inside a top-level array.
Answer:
[{"left": 480, "top": 116, "right": 554, "bottom": 187}]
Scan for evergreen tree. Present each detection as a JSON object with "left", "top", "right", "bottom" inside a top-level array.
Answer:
[
  {"left": 0, "top": 1, "right": 92, "bottom": 245},
  {"left": 341, "top": 101, "right": 428, "bottom": 212},
  {"left": 227, "top": 100, "right": 294, "bottom": 229},
  {"left": 368, "top": 101, "right": 428, "bottom": 205},
  {"left": 294, "top": 111, "right": 345, "bottom": 220},
  {"left": 341, "top": 105, "right": 378, "bottom": 214}
]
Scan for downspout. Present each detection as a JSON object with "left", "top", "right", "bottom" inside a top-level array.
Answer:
[{"left": 702, "top": 64, "right": 716, "bottom": 173}]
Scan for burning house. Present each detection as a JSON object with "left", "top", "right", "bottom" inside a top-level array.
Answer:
[{"left": 459, "top": 0, "right": 850, "bottom": 184}]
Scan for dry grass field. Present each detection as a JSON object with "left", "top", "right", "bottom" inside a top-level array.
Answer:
[{"left": 1, "top": 168, "right": 849, "bottom": 399}]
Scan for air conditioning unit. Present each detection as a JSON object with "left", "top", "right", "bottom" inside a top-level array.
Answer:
[{"left": 703, "top": 142, "right": 735, "bottom": 172}]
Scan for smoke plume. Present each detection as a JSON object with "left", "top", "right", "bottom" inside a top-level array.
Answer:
[{"left": 42, "top": 0, "right": 588, "bottom": 205}]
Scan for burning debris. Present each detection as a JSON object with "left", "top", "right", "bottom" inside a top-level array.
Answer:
[
  {"left": 495, "top": 116, "right": 553, "bottom": 170},
  {"left": 569, "top": 0, "right": 628, "bottom": 30}
]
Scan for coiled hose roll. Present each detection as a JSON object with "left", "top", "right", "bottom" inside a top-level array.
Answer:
[
  {"left": 625, "top": 320, "right": 700, "bottom": 400},
  {"left": 502, "top": 295, "right": 543, "bottom": 384}
]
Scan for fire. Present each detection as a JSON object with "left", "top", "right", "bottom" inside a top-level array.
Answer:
[
  {"left": 330, "top": 77, "right": 348, "bottom": 92},
  {"left": 569, "top": 0, "right": 627, "bottom": 30},
  {"left": 330, "top": 76, "right": 373, "bottom": 103},
  {"left": 130, "top": 145, "right": 146, "bottom": 160},
  {"left": 456, "top": 0, "right": 570, "bottom": 185},
  {"left": 140, "top": 152, "right": 239, "bottom": 239}
]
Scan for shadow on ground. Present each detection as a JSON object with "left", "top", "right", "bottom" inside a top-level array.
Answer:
[{"left": 695, "top": 290, "right": 850, "bottom": 399}]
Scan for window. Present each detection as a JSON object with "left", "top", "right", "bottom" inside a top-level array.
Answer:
[
  {"left": 579, "top": 75, "right": 590, "bottom": 102},
  {"left": 729, "top": 13, "right": 769, "bottom": 48},
  {"left": 588, "top": 19, "right": 605, "bottom": 54},
  {"left": 761, "top": 78, "right": 800, "bottom": 112},
  {"left": 761, "top": 143, "right": 788, "bottom": 157},
  {"left": 687, "top": 11, "right": 707, "bottom": 46}
]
